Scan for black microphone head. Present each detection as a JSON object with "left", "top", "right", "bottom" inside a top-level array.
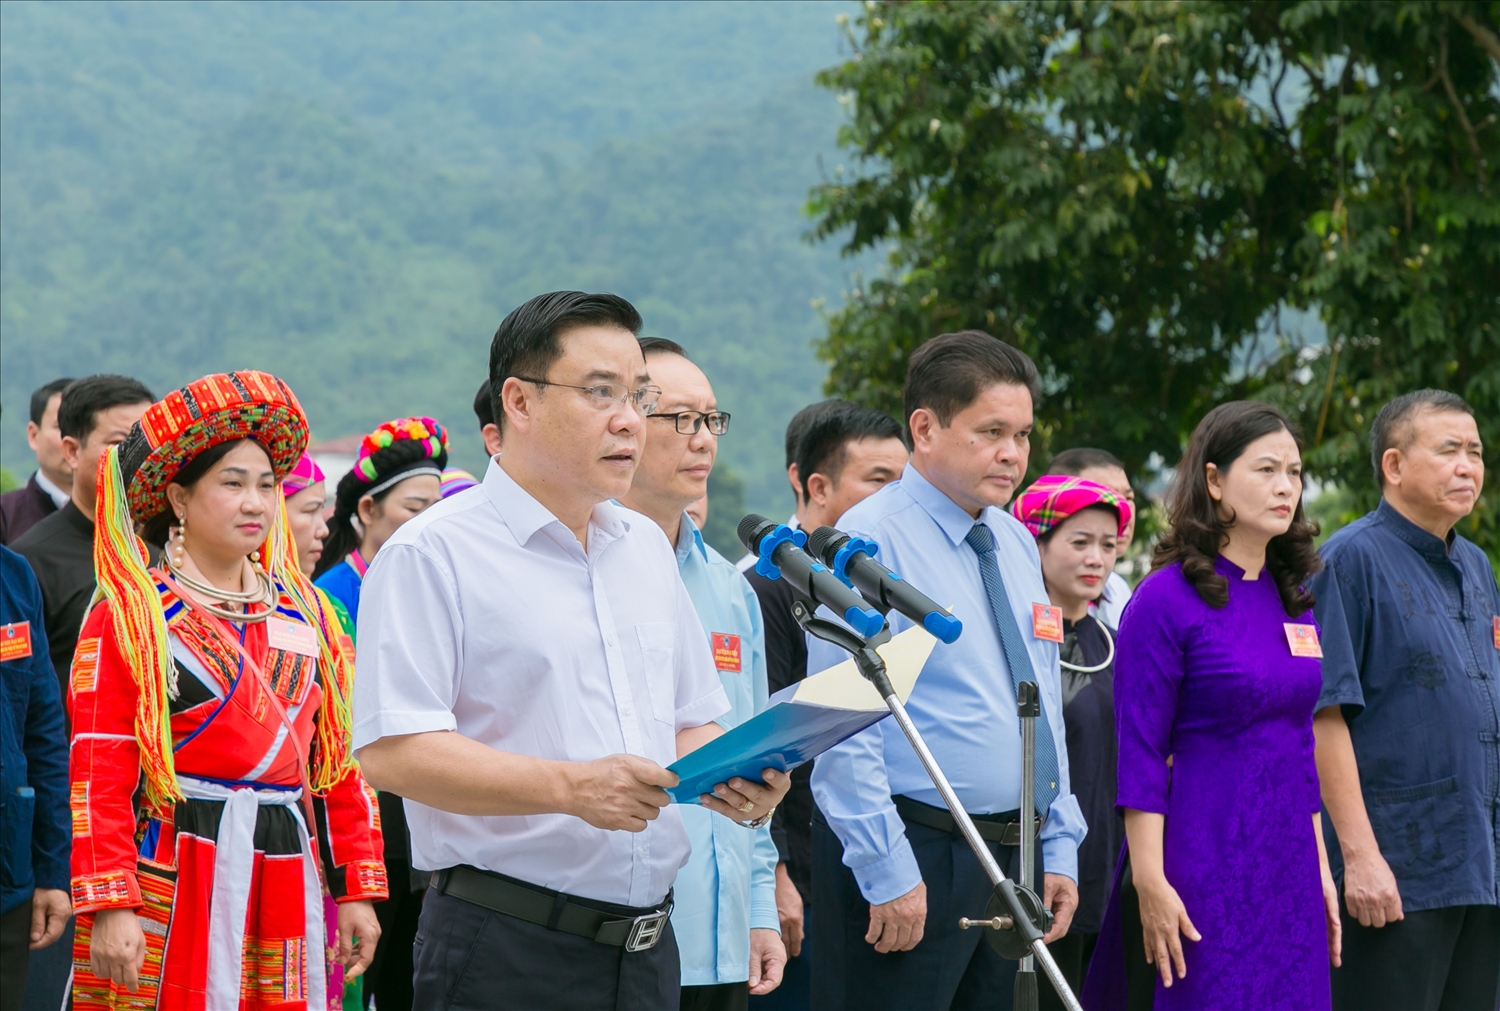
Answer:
[
  {"left": 737, "top": 513, "right": 778, "bottom": 554},
  {"left": 806, "top": 525, "right": 849, "bottom": 565}
]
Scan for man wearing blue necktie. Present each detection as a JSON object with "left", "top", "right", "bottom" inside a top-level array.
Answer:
[{"left": 807, "top": 331, "right": 1085, "bottom": 1010}]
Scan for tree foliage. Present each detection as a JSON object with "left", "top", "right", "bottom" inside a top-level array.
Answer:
[{"left": 811, "top": 0, "right": 1500, "bottom": 560}]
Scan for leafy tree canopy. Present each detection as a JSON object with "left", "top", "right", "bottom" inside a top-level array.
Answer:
[{"left": 811, "top": 0, "right": 1499, "bottom": 561}]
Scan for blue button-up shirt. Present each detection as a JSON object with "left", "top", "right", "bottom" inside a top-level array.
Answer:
[
  {"left": 1312, "top": 499, "right": 1500, "bottom": 911},
  {"left": 809, "top": 464, "right": 1086, "bottom": 905},
  {"left": 669, "top": 515, "right": 781, "bottom": 985}
]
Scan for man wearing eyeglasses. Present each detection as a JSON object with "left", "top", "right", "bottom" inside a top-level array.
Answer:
[
  {"left": 620, "top": 338, "right": 785, "bottom": 1011},
  {"left": 353, "top": 291, "right": 790, "bottom": 1011}
]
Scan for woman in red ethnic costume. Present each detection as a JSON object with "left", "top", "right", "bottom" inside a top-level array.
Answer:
[{"left": 69, "top": 372, "right": 387, "bottom": 1011}]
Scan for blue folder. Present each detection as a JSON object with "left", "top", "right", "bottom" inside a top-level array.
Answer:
[
  {"left": 665, "top": 683, "right": 890, "bottom": 803},
  {"left": 666, "top": 623, "right": 937, "bottom": 804}
]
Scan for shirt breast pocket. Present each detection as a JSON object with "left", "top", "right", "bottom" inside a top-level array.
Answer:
[{"left": 635, "top": 622, "right": 678, "bottom": 727}]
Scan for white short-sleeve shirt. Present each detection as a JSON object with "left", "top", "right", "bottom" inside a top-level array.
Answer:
[{"left": 351, "top": 460, "right": 730, "bottom": 907}]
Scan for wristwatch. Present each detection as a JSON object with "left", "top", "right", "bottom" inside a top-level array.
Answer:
[{"left": 742, "top": 806, "right": 775, "bottom": 830}]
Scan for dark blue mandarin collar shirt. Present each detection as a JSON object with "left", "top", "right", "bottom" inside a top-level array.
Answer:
[{"left": 1312, "top": 499, "right": 1500, "bottom": 912}]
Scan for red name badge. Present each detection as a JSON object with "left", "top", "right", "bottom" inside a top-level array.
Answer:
[
  {"left": 712, "top": 633, "right": 742, "bottom": 673},
  {"left": 1031, "top": 603, "right": 1064, "bottom": 643},
  {"left": 1493, "top": 616, "right": 1499, "bottom": 649},
  {"left": 1, "top": 621, "right": 34, "bottom": 663},
  {"left": 1285, "top": 623, "right": 1323, "bottom": 658}
]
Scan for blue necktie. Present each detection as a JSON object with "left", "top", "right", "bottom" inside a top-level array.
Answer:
[{"left": 964, "top": 523, "right": 1060, "bottom": 816}]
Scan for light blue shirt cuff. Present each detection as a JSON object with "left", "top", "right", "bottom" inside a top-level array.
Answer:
[
  {"left": 1040, "top": 834, "right": 1078, "bottom": 882},
  {"left": 1038, "top": 792, "right": 1085, "bottom": 882},
  {"left": 852, "top": 833, "right": 923, "bottom": 906},
  {"left": 750, "top": 825, "right": 781, "bottom": 932}
]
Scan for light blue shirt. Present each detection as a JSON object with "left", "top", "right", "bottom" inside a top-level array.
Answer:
[
  {"left": 669, "top": 515, "right": 781, "bottom": 984},
  {"left": 808, "top": 463, "right": 1086, "bottom": 905}
]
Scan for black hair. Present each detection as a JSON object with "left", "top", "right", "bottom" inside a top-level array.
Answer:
[
  {"left": 473, "top": 379, "right": 494, "bottom": 430},
  {"left": 794, "top": 402, "right": 904, "bottom": 501},
  {"left": 58, "top": 375, "right": 155, "bottom": 443},
  {"left": 1152, "top": 401, "right": 1320, "bottom": 616},
  {"left": 903, "top": 331, "right": 1041, "bottom": 440},
  {"left": 30, "top": 378, "right": 75, "bottom": 426},
  {"left": 312, "top": 437, "right": 448, "bottom": 580},
  {"left": 1369, "top": 389, "right": 1475, "bottom": 487},
  {"left": 1047, "top": 447, "right": 1127, "bottom": 477},
  {"left": 139, "top": 439, "right": 267, "bottom": 547},
  {"left": 488, "top": 291, "right": 643, "bottom": 432},
  {"left": 785, "top": 400, "right": 841, "bottom": 470},
  {"left": 638, "top": 336, "right": 688, "bottom": 358}
]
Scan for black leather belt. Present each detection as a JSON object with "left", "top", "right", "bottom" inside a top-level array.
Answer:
[
  {"left": 893, "top": 795, "right": 1038, "bottom": 846},
  {"left": 437, "top": 865, "right": 672, "bottom": 952}
]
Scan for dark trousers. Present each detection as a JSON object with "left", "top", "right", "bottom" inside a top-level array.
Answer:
[
  {"left": 681, "top": 981, "right": 749, "bottom": 1011},
  {"left": 18, "top": 914, "right": 69, "bottom": 1011},
  {"left": 810, "top": 810, "right": 1039, "bottom": 1011},
  {"left": 1, "top": 900, "right": 30, "bottom": 1011},
  {"left": 1333, "top": 901, "right": 1500, "bottom": 1011},
  {"left": 1038, "top": 931, "right": 1096, "bottom": 1011},
  {"left": 412, "top": 884, "right": 680, "bottom": 1011},
  {"left": 365, "top": 856, "right": 424, "bottom": 1011}
]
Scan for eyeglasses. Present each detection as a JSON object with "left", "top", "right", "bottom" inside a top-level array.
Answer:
[
  {"left": 650, "top": 411, "right": 732, "bottom": 436},
  {"left": 514, "top": 378, "right": 662, "bottom": 416}
]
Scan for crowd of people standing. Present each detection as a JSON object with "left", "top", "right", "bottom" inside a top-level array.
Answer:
[{"left": 0, "top": 288, "right": 1495, "bottom": 1011}]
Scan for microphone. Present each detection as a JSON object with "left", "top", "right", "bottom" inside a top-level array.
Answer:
[
  {"left": 738, "top": 514, "right": 886, "bottom": 638},
  {"left": 806, "top": 525, "right": 963, "bottom": 645}
]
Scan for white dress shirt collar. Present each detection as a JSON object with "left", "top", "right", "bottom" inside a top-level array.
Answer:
[
  {"left": 485, "top": 460, "right": 629, "bottom": 554},
  {"left": 34, "top": 469, "right": 70, "bottom": 510}
]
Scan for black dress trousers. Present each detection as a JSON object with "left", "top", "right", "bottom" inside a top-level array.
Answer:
[
  {"left": 1333, "top": 900, "right": 1500, "bottom": 1011},
  {"left": 809, "top": 809, "right": 1044, "bottom": 1011},
  {"left": 411, "top": 885, "right": 680, "bottom": 1011}
]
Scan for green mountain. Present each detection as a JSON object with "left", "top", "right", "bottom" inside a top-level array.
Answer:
[{"left": 1, "top": 0, "right": 862, "bottom": 529}]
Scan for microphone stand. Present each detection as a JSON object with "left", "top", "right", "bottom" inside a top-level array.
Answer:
[
  {"left": 789, "top": 599, "right": 1084, "bottom": 1011},
  {"left": 1015, "top": 680, "right": 1040, "bottom": 1011}
]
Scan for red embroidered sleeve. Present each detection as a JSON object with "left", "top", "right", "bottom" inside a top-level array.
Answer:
[
  {"left": 316, "top": 765, "right": 389, "bottom": 903},
  {"left": 68, "top": 603, "right": 145, "bottom": 913}
]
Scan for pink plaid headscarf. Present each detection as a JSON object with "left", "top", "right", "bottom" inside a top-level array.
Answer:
[
  {"left": 281, "top": 453, "right": 326, "bottom": 497},
  {"left": 1010, "top": 475, "right": 1132, "bottom": 538}
]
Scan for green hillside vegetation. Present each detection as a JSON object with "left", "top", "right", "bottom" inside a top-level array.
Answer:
[{"left": 1, "top": 1, "right": 862, "bottom": 543}]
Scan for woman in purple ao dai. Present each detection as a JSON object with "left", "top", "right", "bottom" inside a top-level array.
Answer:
[{"left": 1084, "top": 402, "right": 1342, "bottom": 1011}]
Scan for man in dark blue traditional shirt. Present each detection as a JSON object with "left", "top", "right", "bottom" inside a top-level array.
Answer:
[{"left": 1312, "top": 389, "right": 1499, "bottom": 1011}]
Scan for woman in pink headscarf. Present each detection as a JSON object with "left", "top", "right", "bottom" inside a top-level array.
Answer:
[
  {"left": 283, "top": 454, "right": 330, "bottom": 578},
  {"left": 280, "top": 453, "right": 365, "bottom": 1010},
  {"left": 1011, "top": 474, "right": 1133, "bottom": 1007}
]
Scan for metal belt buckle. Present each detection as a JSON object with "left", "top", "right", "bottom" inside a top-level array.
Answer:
[{"left": 625, "top": 909, "right": 670, "bottom": 952}]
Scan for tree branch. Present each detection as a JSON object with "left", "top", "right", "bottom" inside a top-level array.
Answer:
[
  {"left": 1439, "top": 26, "right": 1489, "bottom": 187},
  {"left": 1270, "top": 49, "right": 1290, "bottom": 136},
  {"left": 1456, "top": 13, "right": 1500, "bottom": 66}
]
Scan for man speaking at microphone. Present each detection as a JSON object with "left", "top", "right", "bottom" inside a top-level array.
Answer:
[
  {"left": 807, "top": 331, "right": 1084, "bottom": 1010},
  {"left": 352, "top": 291, "right": 788, "bottom": 1011}
]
